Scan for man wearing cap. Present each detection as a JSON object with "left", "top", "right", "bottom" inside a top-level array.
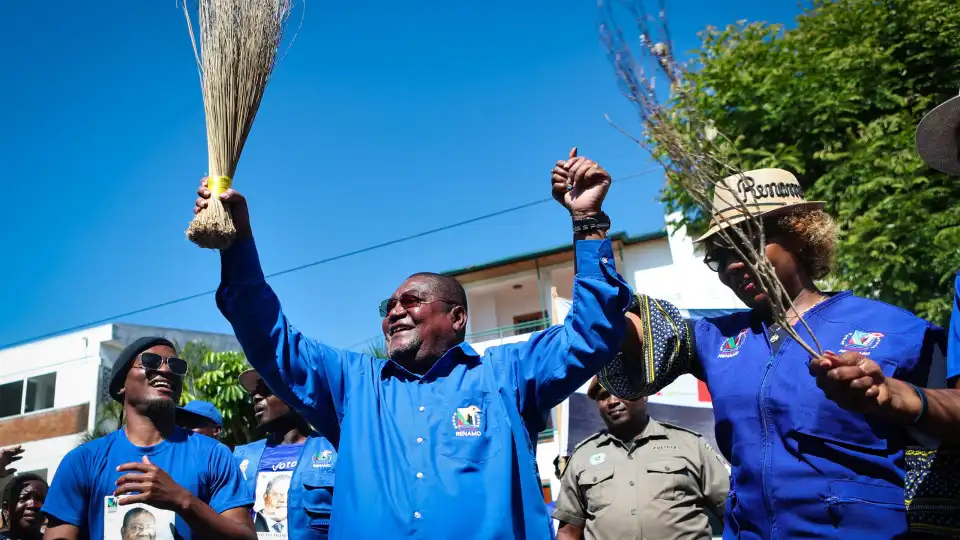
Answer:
[
  {"left": 232, "top": 369, "right": 336, "bottom": 540},
  {"left": 41, "top": 337, "right": 255, "bottom": 540},
  {"left": 177, "top": 400, "right": 224, "bottom": 439},
  {"left": 554, "top": 377, "right": 727, "bottom": 540},
  {"left": 194, "top": 149, "right": 631, "bottom": 538},
  {"left": 599, "top": 168, "right": 947, "bottom": 538}
]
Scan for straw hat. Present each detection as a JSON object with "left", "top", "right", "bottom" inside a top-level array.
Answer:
[
  {"left": 695, "top": 168, "right": 826, "bottom": 243},
  {"left": 916, "top": 93, "right": 960, "bottom": 176}
]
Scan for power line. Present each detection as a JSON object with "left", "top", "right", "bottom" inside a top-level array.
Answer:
[{"left": 1, "top": 167, "right": 661, "bottom": 350}]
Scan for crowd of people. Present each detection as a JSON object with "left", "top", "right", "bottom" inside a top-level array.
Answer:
[{"left": 0, "top": 95, "right": 958, "bottom": 539}]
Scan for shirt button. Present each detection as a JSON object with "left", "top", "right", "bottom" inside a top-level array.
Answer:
[
  {"left": 629, "top": 481, "right": 635, "bottom": 486},
  {"left": 416, "top": 472, "right": 424, "bottom": 479},
  {"left": 631, "top": 509, "right": 637, "bottom": 516},
  {"left": 414, "top": 512, "right": 422, "bottom": 519},
  {"left": 665, "top": 465, "right": 671, "bottom": 471},
  {"left": 419, "top": 406, "right": 425, "bottom": 412},
  {"left": 417, "top": 437, "right": 424, "bottom": 444},
  {"left": 628, "top": 454, "right": 634, "bottom": 460},
  {"left": 601, "top": 257, "right": 609, "bottom": 264}
]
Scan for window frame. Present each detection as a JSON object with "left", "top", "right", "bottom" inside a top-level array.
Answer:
[{"left": 0, "top": 371, "right": 57, "bottom": 419}]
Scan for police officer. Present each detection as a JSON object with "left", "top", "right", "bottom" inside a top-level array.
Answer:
[
  {"left": 232, "top": 369, "right": 337, "bottom": 539},
  {"left": 553, "top": 377, "right": 728, "bottom": 540}
]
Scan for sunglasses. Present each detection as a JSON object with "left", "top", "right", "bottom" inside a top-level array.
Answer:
[
  {"left": 136, "top": 352, "right": 188, "bottom": 376},
  {"left": 378, "top": 292, "right": 457, "bottom": 317}
]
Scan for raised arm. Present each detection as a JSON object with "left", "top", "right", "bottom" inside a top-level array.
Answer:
[
  {"left": 500, "top": 151, "right": 629, "bottom": 417},
  {"left": 197, "top": 180, "right": 348, "bottom": 442},
  {"left": 602, "top": 294, "right": 699, "bottom": 400}
]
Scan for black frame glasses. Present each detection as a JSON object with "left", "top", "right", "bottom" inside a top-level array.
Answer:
[
  {"left": 702, "top": 219, "right": 784, "bottom": 272},
  {"left": 379, "top": 293, "right": 457, "bottom": 317},
  {"left": 137, "top": 352, "right": 188, "bottom": 376}
]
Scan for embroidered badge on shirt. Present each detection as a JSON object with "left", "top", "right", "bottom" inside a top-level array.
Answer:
[
  {"left": 452, "top": 405, "right": 483, "bottom": 437},
  {"left": 312, "top": 450, "right": 335, "bottom": 468},
  {"left": 718, "top": 329, "right": 749, "bottom": 359},
  {"left": 240, "top": 459, "right": 250, "bottom": 480},
  {"left": 840, "top": 330, "right": 885, "bottom": 355},
  {"left": 589, "top": 453, "right": 606, "bottom": 465}
]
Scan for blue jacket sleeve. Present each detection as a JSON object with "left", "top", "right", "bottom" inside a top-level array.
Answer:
[
  {"left": 495, "top": 238, "right": 630, "bottom": 422},
  {"left": 216, "top": 238, "right": 350, "bottom": 445},
  {"left": 948, "top": 272, "right": 960, "bottom": 386}
]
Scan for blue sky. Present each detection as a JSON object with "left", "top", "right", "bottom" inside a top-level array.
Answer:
[{"left": 0, "top": 0, "right": 800, "bottom": 351}]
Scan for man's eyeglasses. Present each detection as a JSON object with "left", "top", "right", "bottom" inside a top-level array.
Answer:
[
  {"left": 136, "top": 353, "right": 188, "bottom": 376},
  {"left": 379, "top": 293, "right": 457, "bottom": 317}
]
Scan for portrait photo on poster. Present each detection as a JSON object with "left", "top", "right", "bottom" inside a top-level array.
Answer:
[
  {"left": 253, "top": 471, "right": 291, "bottom": 537},
  {"left": 103, "top": 496, "right": 178, "bottom": 540}
]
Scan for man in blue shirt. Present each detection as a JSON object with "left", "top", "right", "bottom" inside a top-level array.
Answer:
[
  {"left": 176, "top": 400, "right": 224, "bottom": 439},
  {"left": 192, "top": 148, "right": 631, "bottom": 539},
  {"left": 232, "top": 369, "right": 336, "bottom": 539},
  {"left": 42, "top": 337, "right": 255, "bottom": 540}
]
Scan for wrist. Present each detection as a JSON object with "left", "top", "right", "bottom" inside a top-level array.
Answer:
[
  {"left": 881, "top": 379, "right": 925, "bottom": 425},
  {"left": 175, "top": 491, "right": 197, "bottom": 515},
  {"left": 572, "top": 211, "right": 610, "bottom": 240}
]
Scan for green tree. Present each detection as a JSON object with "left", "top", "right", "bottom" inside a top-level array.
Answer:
[
  {"left": 647, "top": 0, "right": 960, "bottom": 323},
  {"left": 80, "top": 400, "right": 123, "bottom": 444},
  {"left": 180, "top": 348, "right": 257, "bottom": 447}
]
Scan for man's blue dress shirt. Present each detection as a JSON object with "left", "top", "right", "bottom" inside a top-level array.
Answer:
[{"left": 216, "top": 237, "right": 629, "bottom": 539}]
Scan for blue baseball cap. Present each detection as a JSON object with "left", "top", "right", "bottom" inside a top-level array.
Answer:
[{"left": 177, "top": 400, "right": 223, "bottom": 427}]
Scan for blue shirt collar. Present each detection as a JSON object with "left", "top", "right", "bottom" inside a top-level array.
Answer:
[{"left": 380, "top": 341, "right": 480, "bottom": 382}]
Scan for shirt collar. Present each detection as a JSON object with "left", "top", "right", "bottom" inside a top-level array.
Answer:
[
  {"left": 597, "top": 418, "right": 665, "bottom": 448},
  {"left": 380, "top": 341, "right": 481, "bottom": 382}
]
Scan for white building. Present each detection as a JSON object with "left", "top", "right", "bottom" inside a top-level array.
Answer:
[
  {"left": 0, "top": 323, "right": 240, "bottom": 488},
  {"left": 444, "top": 214, "right": 744, "bottom": 507}
]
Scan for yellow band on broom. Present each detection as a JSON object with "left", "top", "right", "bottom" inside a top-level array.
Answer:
[{"left": 208, "top": 176, "right": 232, "bottom": 196}]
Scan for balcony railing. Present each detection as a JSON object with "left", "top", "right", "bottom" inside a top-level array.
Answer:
[
  {"left": 465, "top": 317, "right": 551, "bottom": 343},
  {"left": 538, "top": 428, "right": 556, "bottom": 443}
]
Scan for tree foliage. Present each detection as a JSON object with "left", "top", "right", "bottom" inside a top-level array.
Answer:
[
  {"left": 179, "top": 346, "right": 257, "bottom": 447},
  {"left": 653, "top": 0, "right": 960, "bottom": 323}
]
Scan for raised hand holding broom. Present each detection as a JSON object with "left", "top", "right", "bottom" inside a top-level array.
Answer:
[{"left": 182, "top": 0, "right": 293, "bottom": 250}]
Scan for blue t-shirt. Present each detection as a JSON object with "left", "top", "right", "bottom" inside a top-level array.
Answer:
[
  {"left": 251, "top": 443, "right": 304, "bottom": 537},
  {"left": 42, "top": 427, "right": 252, "bottom": 540}
]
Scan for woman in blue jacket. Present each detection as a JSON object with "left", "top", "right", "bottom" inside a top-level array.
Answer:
[
  {"left": 606, "top": 168, "right": 946, "bottom": 539},
  {"left": 233, "top": 369, "right": 337, "bottom": 539}
]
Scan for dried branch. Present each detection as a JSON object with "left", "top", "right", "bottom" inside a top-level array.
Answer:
[{"left": 598, "top": 0, "right": 822, "bottom": 357}]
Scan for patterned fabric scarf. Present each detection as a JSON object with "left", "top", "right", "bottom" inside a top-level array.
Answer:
[
  {"left": 598, "top": 293, "right": 694, "bottom": 400},
  {"left": 905, "top": 446, "right": 960, "bottom": 537}
]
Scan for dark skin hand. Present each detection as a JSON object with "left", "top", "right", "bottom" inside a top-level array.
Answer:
[
  {"left": 110, "top": 456, "right": 255, "bottom": 540},
  {"left": 810, "top": 351, "right": 960, "bottom": 443},
  {"left": 551, "top": 147, "right": 611, "bottom": 242},
  {"left": 0, "top": 445, "right": 24, "bottom": 478}
]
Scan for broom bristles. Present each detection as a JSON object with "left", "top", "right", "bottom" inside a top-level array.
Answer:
[{"left": 183, "top": 0, "right": 293, "bottom": 250}]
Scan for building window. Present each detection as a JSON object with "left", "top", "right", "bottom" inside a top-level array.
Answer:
[
  {"left": 513, "top": 312, "right": 548, "bottom": 335},
  {"left": 25, "top": 373, "right": 56, "bottom": 413},
  {"left": 0, "top": 373, "right": 56, "bottom": 418},
  {"left": 0, "top": 381, "right": 23, "bottom": 419}
]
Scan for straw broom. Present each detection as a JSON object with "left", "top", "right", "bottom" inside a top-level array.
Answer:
[
  {"left": 182, "top": 0, "right": 293, "bottom": 250},
  {"left": 598, "top": 0, "right": 823, "bottom": 358}
]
